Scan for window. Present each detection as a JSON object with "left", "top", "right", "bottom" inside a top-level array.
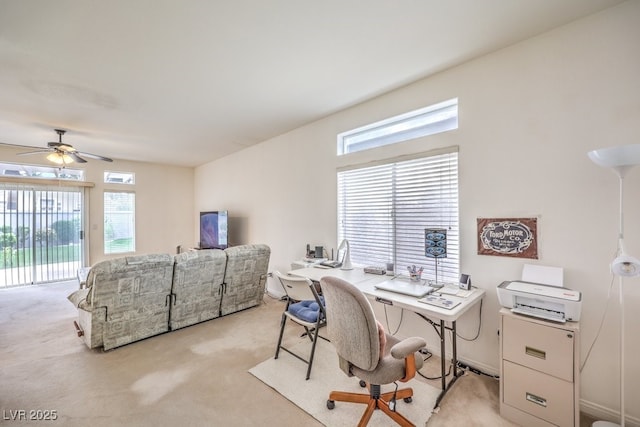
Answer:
[
  {"left": 0, "top": 161, "right": 84, "bottom": 181},
  {"left": 337, "top": 148, "right": 459, "bottom": 283},
  {"left": 104, "top": 191, "right": 135, "bottom": 254},
  {"left": 104, "top": 171, "right": 135, "bottom": 184},
  {"left": 337, "top": 98, "right": 458, "bottom": 155}
]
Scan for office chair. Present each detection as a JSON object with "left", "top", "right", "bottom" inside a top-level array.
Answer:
[
  {"left": 319, "top": 276, "right": 426, "bottom": 427},
  {"left": 274, "top": 271, "right": 327, "bottom": 380}
]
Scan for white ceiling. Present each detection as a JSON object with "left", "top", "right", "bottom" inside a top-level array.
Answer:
[{"left": 0, "top": 0, "right": 625, "bottom": 167}]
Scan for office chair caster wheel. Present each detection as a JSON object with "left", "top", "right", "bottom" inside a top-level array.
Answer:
[
  {"left": 403, "top": 397, "right": 412, "bottom": 403},
  {"left": 359, "top": 380, "right": 366, "bottom": 388},
  {"left": 327, "top": 400, "right": 335, "bottom": 410}
]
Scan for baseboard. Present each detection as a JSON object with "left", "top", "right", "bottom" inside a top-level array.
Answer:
[
  {"left": 455, "top": 355, "right": 500, "bottom": 378},
  {"left": 580, "top": 399, "right": 640, "bottom": 427},
  {"left": 265, "top": 282, "right": 285, "bottom": 299}
]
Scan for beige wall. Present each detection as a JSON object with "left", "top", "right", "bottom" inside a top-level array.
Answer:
[
  {"left": 195, "top": 2, "right": 640, "bottom": 422},
  {"left": 0, "top": 146, "right": 194, "bottom": 265}
]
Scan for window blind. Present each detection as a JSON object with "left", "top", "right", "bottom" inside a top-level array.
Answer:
[{"left": 337, "top": 149, "right": 459, "bottom": 283}]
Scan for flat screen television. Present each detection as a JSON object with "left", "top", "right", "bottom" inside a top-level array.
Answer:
[{"left": 199, "top": 211, "right": 228, "bottom": 249}]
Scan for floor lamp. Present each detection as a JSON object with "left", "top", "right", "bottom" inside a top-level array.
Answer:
[{"left": 588, "top": 144, "right": 640, "bottom": 427}]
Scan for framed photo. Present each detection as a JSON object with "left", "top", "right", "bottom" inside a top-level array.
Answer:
[{"left": 477, "top": 217, "right": 538, "bottom": 259}]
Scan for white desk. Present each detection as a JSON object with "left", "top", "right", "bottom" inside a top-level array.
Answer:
[{"left": 289, "top": 266, "right": 485, "bottom": 408}]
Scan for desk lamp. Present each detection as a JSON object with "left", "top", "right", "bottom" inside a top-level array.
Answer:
[
  {"left": 338, "top": 239, "right": 353, "bottom": 270},
  {"left": 588, "top": 143, "right": 640, "bottom": 427}
]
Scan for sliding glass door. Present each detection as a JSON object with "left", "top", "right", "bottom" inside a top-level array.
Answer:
[{"left": 0, "top": 183, "right": 85, "bottom": 287}]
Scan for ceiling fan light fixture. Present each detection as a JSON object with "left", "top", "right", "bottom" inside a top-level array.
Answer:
[
  {"left": 16, "top": 129, "right": 113, "bottom": 164},
  {"left": 46, "top": 152, "right": 74, "bottom": 165}
]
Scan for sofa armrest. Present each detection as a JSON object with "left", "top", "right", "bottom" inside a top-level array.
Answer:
[{"left": 68, "top": 288, "right": 90, "bottom": 309}]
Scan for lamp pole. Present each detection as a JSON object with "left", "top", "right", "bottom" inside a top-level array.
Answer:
[{"left": 588, "top": 144, "right": 640, "bottom": 427}]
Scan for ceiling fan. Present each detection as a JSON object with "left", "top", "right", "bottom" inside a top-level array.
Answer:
[{"left": 18, "top": 129, "right": 113, "bottom": 165}]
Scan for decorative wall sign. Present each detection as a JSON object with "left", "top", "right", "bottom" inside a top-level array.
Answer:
[{"left": 477, "top": 217, "right": 538, "bottom": 259}]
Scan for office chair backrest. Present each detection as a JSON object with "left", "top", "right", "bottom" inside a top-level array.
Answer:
[
  {"left": 274, "top": 271, "right": 318, "bottom": 302},
  {"left": 320, "top": 276, "right": 380, "bottom": 371}
]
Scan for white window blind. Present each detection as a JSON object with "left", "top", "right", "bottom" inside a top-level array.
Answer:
[{"left": 337, "top": 148, "right": 459, "bottom": 283}]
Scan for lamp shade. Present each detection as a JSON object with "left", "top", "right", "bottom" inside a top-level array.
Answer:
[
  {"left": 611, "top": 254, "right": 640, "bottom": 277},
  {"left": 588, "top": 144, "right": 640, "bottom": 177}
]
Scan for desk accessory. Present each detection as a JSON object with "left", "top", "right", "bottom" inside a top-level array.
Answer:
[
  {"left": 459, "top": 273, "right": 471, "bottom": 290},
  {"left": 364, "top": 266, "right": 386, "bottom": 275},
  {"left": 386, "top": 262, "right": 394, "bottom": 276},
  {"left": 407, "top": 265, "right": 423, "bottom": 281},
  {"left": 320, "top": 259, "right": 342, "bottom": 268}
]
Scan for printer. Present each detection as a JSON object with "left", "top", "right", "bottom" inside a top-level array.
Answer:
[{"left": 497, "top": 281, "right": 582, "bottom": 323}]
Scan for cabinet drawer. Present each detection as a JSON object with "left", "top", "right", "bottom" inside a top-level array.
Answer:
[
  {"left": 502, "top": 314, "right": 574, "bottom": 381},
  {"left": 503, "top": 361, "right": 574, "bottom": 427}
]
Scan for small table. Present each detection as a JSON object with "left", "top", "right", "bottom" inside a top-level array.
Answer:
[{"left": 77, "top": 267, "right": 91, "bottom": 289}]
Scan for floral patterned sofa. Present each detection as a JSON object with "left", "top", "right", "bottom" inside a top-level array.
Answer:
[{"left": 68, "top": 244, "right": 270, "bottom": 350}]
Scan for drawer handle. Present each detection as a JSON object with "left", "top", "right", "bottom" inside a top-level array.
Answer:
[
  {"left": 525, "top": 346, "right": 546, "bottom": 360},
  {"left": 526, "top": 392, "right": 547, "bottom": 407}
]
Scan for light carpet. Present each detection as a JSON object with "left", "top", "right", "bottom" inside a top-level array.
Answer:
[{"left": 249, "top": 338, "right": 440, "bottom": 427}]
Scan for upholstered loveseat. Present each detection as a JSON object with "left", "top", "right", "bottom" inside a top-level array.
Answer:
[{"left": 68, "top": 244, "right": 270, "bottom": 350}]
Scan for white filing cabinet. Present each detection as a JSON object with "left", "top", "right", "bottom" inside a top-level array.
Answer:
[{"left": 499, "top": 308, "right": 580, "bottom": 427}]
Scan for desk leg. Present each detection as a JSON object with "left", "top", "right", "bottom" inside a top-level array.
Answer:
[
  {"left": 439, "top": 319, "right": 446, "bottom": 392},
  {"left": 435, "top": 320, "right": 462, "bottom": 408},
  {"left": 413, "top": 313, "right": 462, "bottom": 408},
  {"left": 451, "top": 320, "right": 459, "bottom": 378}
]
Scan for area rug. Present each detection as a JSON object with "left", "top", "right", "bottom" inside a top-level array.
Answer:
[{"left": 249, "top": 339, "right": 440, "bottom": 426}]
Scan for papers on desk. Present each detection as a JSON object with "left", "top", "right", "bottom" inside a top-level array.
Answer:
[
  {"left": 419, "top": 285, "right": 472, "bottom": 309},
  {"left": 437, "top": 286, "right": 473, "bottom": 298},
  {"left": 418, "top": 295, "right": 461, "bottom": 310}
]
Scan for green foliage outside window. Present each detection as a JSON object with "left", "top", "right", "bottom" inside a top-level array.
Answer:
[{"left": 51, "top": 220, "right": 79, "bottom": 245}]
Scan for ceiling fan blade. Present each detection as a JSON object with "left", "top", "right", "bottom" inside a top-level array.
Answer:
[
  {"left": 67, "top": 152, "right": 88, "bottom": 163},
  {"left": 76, "top": 151, "right": 113, "bottom": 162},
  {"left": 17, "top": 149, "right": 53, "bottom": 156}
]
